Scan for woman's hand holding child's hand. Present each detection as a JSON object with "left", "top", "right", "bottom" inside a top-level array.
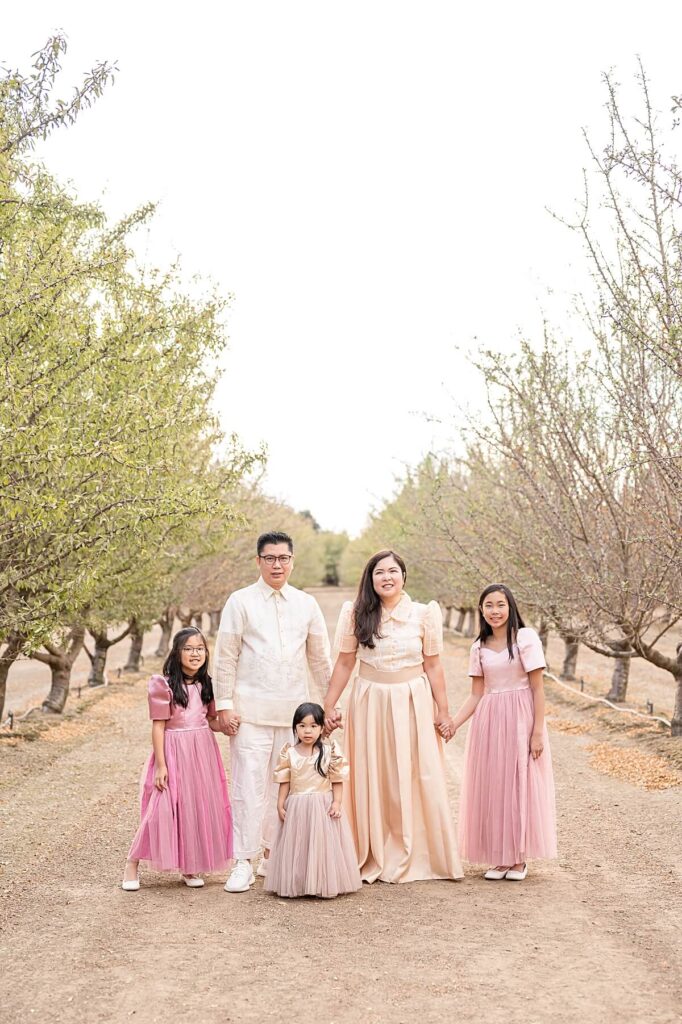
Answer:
[
  {"left": 435, "top": 711, "right": 453, "bottom": 741},
  {"left": 323, "top": 708, "right": 342, "bottom": 736},
  {"left": 154, "top": 764, "right": 168, "bottom": 791},
  {"left": 328, "top": 801, "right": 342, "bottom": 819}
]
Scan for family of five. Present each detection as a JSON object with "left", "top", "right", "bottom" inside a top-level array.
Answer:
[{"left": 122, "top": 531, "right": 557, "bottom": 896}]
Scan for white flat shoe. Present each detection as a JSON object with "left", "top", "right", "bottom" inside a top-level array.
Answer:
[
  {"left": 256, "top": 858, "right": 267, "bottom": 878},
  {"left": 484, "top": 867, "right": 510, "bottom": 880},
  {"left": 224, "top": 859, "right": 255, "bottom": 893},
  {"left": 505, "top": 864, "right": 528, "bottom": 881},
  {"left": 182, "top": 875, "right": 205, "bottom": 888},
  {"left": 121, "top": 878, "right": 140, "bottom": 891}
]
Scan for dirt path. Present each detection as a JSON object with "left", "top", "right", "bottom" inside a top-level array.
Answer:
[{"left": 1, "top": 588, "right": 680, "bottom": 1024}]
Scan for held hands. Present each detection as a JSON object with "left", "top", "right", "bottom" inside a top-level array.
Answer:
[
  {"left": 154, "top": 764, "right": 168, "bottom": 791},
  {"left": 530, "top": 731, "right": 544, "bottom": 759},
  {"left": 217, "top": 709, "right": 241, "bottom": 737},
  {"left": 323, "top": 707, "right": 343, "bottom": 736},
  {"left": 328, "top": 801, "right": 342, "bottom": 819},
  {"left": 435, "top": 711, "right": 455, "bottom": 743}
]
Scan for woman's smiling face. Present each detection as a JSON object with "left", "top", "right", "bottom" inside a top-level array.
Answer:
[{"left": 372, "top": 555, "right": 405, "bottom": 601}]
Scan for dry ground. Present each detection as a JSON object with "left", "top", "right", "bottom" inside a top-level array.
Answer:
[{"left": 1, "top": 588, "right": 681, "bottom": 1024}]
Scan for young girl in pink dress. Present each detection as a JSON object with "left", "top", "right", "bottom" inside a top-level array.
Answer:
[
  {"left": 264, "top": 703, "right": 361, "bottom": 899},
  {"left": 447, "top": 584, "right": 557, "bottom": 880},
  {"left": 121, "top": 627, "right": 233, "bottom": 890}
]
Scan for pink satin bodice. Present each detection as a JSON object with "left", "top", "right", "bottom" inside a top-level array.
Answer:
[
  {"left": 468, "top": 628, "right": 546, "bottom": 694},
  {"left": 147, "top": 674, "right": 216, "bottom": 729}
]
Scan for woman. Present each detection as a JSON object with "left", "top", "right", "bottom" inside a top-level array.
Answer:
[{"left": 324, "top": 550, "right": 462, "bottom": 884}]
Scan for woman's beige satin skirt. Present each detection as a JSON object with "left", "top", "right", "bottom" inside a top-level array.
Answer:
[{"left": 345, "top": 666, "right": 463, "bottom": 883}]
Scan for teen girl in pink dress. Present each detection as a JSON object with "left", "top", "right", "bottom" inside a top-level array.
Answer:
[{"left": 447, "top": 584, "right": 557, "bottom": 880}]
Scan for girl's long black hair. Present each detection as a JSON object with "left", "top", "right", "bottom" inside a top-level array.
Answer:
[
  {"left": 162, "top": 626, "right": 214, "bottom": 707},
  {"left": 353, "top": 549, "right": 407, "bottom": 649},
  {"left": 292, "top": 702, "right": 327, "bottom": 777},
  {"left": 476, "top": 583, "right": 525, "bottom": 661}
]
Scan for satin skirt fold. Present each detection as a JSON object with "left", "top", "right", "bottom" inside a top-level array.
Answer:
[
  {"left": 128, "top": 727, "right": 233, "bottom": 874},
  {"left": 458, "top": 688, "right": 557, "bottom": 865},
  {"left": 264, "top": 791, "right": 362, "bottom": 898},
  {"left": 346, "top": 672, "right": 463, "bottom": 883}
]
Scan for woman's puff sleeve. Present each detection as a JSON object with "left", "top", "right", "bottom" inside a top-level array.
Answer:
[
  {"left": 148, "top": 674, "right": 172, "bottom": 720},
  {"left": 516, "top": 627, "right": 546, "bottom": 673},
  {"left": 326, "top": 740, "right": 350, "bottom": 783},
  {"left": 273, "top": 744, "right": 292, "bottom": 783},
  {"left": 423, "top": 600, "right": 444, "bottom": 657},
  {"left": 468, "top": 641, "right": 483, "bottom": 678},
  {"left": 333, "top": 601, "right": 359, "bottom": 656}
]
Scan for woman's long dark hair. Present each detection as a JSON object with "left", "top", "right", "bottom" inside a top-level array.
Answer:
[
  {"left": 162, "top": 627, "right": 214, "bottom": 707},
  {"left": 353, "top": 549, "right": 407, "bottom": 649},
  {"left": 292, "top": 702, "right": 327, "bottom": 777},
  {"left": 476, "top": 583, "right": 525, "bottom": 661}
]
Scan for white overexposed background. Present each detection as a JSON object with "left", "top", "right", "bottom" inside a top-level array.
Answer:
[{"left": 4, "top": 2, "right": 681, "bottom": 533}]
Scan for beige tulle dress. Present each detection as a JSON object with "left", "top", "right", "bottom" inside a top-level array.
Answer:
[
  {"left": 335, "top": 595, "right": 462, "bottom": 884},
  {"left": 264, "top": 741, "right": 362, "bottom": 898}
]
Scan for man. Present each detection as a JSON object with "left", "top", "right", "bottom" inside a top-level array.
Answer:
[{"left": 214, "top": 531, "right": 332, "bottom": 892}]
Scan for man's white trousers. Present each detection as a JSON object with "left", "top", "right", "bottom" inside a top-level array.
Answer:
[{"left": 230, "top": 722, "right": 292, "bottom": 861}]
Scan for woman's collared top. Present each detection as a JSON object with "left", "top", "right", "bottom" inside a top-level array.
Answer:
[{"left": 334, "top": 593, "right": 443, "bottom": 673}]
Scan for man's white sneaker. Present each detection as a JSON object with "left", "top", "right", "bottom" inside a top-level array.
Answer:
[{"left": 224, "top": 860, "right": 255, "bottom": 892}]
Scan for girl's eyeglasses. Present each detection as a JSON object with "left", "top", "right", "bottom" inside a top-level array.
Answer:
[{"left": 181, "top": 646, "right": 207, "bottom": 654}]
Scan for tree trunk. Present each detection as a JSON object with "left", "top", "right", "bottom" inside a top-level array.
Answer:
[
  {"left": 538, "top": 619, "right": 550, "bottom": 652},
  {"left": 606, "top": 641, "right": 631, "bottom": 702},
  {"left": 0, "top": 632, "right": 24, "bottom": 721},
  {"left": 454, "top": 608, "right": 466, "bottom": 633},
  {"left": 43, "top": 663, "right": 75, "bottom": 713},
  {"left": 671, "top": 643, "right": 682, "bottom": 736},
  {"left": 155, "top": 607, "right": 175, "bottom": 658},
  {"left": 672, "top": 676, "right": 682, "bottom": 736},
  {"left": 464, "top": 608, "right": 477, "bottom": 638},
  {"left": 176, "top": 607, "right": 194, "bottom": 628},
  {"left": 86, "top": 622, "right": 133, "bottom": 687},
  {"left": 39, "top": 626, "right": 86, "bottom": 713},
  {"left": 124, "top": 618, "right": 144, "bottom": 672},
  {"left": 560, "top": 634, "right": 580, "bottom": 681},
  {"left": 88, "top": 637, "right": 109, "bottom": 687},
  {"left": 208, "top": 610, "right": 221, "bottom": 637}
]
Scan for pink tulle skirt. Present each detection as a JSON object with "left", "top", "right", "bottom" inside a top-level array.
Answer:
[
  {"left": 128, "top": 726, "right": 233, "bottom": 874},
  {"left": 264, "top": 792, "right": 362, "bottom": 898},
  {"left": 458, "top": 688, "right": 557, "bottom": 865}
]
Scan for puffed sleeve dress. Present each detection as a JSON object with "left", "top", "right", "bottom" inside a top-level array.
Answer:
[
  {"left": 127, "top": 675, "right": 233, "bottom": 874},
  {"left": 334, "top": 594, "right": 463, "bottom": 884},
  {"left": 458, "top": 628, "right": 557, "bottom": 865},
  {"left": 264, "top": 740, "right": 362, "bottom": 898}
]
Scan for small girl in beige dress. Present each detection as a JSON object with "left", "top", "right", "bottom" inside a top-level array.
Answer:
[
  {"left": 324, "top": 550, "right": 463, "bottom": 884},
  {"left": 264, "top": 703, "right": 362, "bottom": 898}
]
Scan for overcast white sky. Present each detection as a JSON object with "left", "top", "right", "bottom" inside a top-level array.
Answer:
[{"left": 4, "top": 2, "right": 682, "bottom": 534}]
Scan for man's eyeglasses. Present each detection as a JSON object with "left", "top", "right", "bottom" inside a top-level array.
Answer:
[
  {"left": 181, "top": 646, "right": 207, "bottom": 654},
  {"left": 259, "top": 555, "right": 292, "bottom": 565}
]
